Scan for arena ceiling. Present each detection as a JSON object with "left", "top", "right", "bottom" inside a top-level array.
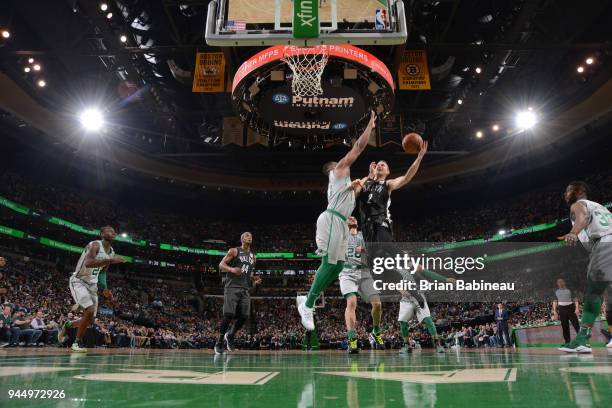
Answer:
[{"left": 0, "top": 0, "right": 611, "bottom": 191}]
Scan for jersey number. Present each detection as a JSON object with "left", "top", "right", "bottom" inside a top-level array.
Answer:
[
  {"left": 241, "top": 264, "right": 250, "bottom": 274},
  {"left": 347, "top": 247, "right": 360, "bottom": 260}
]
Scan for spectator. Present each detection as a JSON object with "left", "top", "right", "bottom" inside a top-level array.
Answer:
[
  {"left": 12, "top": 309, "right": 42, "bottom": 346},
  {"left": 30, "top": 309, "right": 59, "bottom": 346},
  {"left": 1, "top": 304, "right": 15, "bottom": 347}
]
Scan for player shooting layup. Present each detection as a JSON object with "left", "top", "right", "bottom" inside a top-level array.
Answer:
[
  {"left": 558, "top": 181, "right": 612, "bottom": 352},
  {"left": 355, "top": 141, "right": 451, "bottom": 353},
  {"left": 297, "top": 111, "right": 377, "bottom": 331}
]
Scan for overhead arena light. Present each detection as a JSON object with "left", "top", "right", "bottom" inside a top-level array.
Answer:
[
  {"left": 475, "top": 131, "right": 483, "bottom": 138},
  {"left": 1, "top": 30, "right": 10, "bottom": 39},
  {"left": 37, "top": 80, "right": 46, "bottom": 88},
  {"left": 576, "top": 66, "right": 584, "bottom": 73},
  {"left": 100, "top": 3, "right": 108, "bottom": 11},
  {"left": 492, "top": 124, "right": 499, "bottom": 132},
  {"left": 457, "top": 99, "right": 463, "bottom": 105},
  {"left": 28, "top": 58, "right": 34, "bottom": 64},
  {"left": 586, "top": 57, "right": 594, "bottom": 65},
  {"left": 515, "top": 110, "right": 537, "bottom": 130},
  {"left": 24, "top": 67, "right": 31, "bottom": 73},
  {"left": 120, "top": 34, "right": 127, "bottom": 43},
  {"left": 79, "top": 108, "right": 104, "bottom": 131}
]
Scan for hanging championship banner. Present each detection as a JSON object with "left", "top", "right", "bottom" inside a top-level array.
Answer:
[
  {"left": 398, "top": 50, "right": 431, "bottom": 90},
  {"left": 378, "top": 114, "right": 403, "bottom": 146},
  {"left": 192, "top": 52, "right": 225, "bottom": 93},
  {"left": 222, "top": 117, "right": 244, "bottom": 146}
]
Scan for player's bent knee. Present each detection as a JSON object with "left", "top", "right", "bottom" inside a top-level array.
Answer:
[{"left": 346, "top": 295, "right": 357, "bottom": 309}]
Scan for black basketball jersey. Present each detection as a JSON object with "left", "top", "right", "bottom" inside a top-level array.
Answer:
[
  {"left": 223, "top": 247, "right": 255, "bottom": 289},
  {"left": 359, "top": 179, "right": 392, "bottom": 226}
]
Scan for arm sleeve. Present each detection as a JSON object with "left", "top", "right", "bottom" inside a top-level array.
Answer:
[{"left": 98, "top": 271, "right": 107, "bottom": 290}]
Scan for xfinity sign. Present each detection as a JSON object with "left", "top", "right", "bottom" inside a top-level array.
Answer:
[{"left": 293, "top": 0, "right": 319, "bottom": 38}]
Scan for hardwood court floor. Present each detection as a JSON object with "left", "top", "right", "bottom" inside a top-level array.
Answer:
[{"left": 1, "top": 347, "right": 611, "bottom": 407}]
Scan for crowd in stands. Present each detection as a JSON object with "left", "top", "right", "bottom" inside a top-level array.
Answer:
[
  {"left": 1, "top": 253, "right": 561, "bottom": 351},
  {"left": 1, "top": 169, "right": 611, "bottom": 350},
  {"left": 2, "top": 171, "right": 612, "bottom": 250}
]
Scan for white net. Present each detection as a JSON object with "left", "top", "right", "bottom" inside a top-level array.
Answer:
[{"left": 281, "top": 46, "right": 329, "bottom": 97}]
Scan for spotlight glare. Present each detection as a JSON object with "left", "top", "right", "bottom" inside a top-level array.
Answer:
[
  {"left": 33, "top": 64, "right": 41, "bottom": 71},
  {"left": 492, "top": 124, "right": 499, "bottom": 131},
  {"left": 576, "top": 66, "right": 584, "bottom": 73},
  {"left": 24, "top": 67, "right": 31, "bottom": 73},
  {"left": 28, "top": 58, "right": 34, "bottom": 64},
  {"left": 100, "top": 3, "right": 108, "bottom": 11},
  {"left": 1, "top": 30, "right": 10, "bottom": 39},
  {"left": 106, "top": 12, "right": 113, "bottom": 19},
  {"left": 79, "top": 108, "right": 104, "bottom": 132},
  {"left": 120, "top": 34, "right": 127, "bottom": 43},
  {"left": 37, "top": 80, "right": 46, "bottom": 88},
  {"left": 476, "top": 131, "right": 483, "bottom": 138},
  {"left": 515, "top": 111, "right": 537, "bottom": 130},
  {"left": 475, "top": 67, "right": 482, "bottom": 74},
  {"left": 586, "top": 57, "right": 594, "bottom": 65},
  {"left": 121, "top": 232, "right": 128, "bottom": 238},
  {"left": 457, "top": 99, "right": 463, "bottom": 105},
  {"left": 498, "top": 229, "right": 506, "bottom": 235}
]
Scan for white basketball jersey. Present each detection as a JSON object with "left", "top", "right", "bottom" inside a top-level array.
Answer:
[
  {"left": 326, "top": 169, "right": 355, "bottom": 219},
  {"left": 573, "top": 199, "right": 612, "bottom": 245},
  {"left": 72, "top": 240, "right": 114, "bottom": 285}
]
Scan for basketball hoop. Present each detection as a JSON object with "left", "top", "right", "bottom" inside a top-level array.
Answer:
[{"left": 281, "top": 46, "right": 329, "bottom": 97}]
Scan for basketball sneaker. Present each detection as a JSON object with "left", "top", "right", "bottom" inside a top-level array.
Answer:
[
  {"left": 559, "top": 339, "right": 592, "bottom": 353},
  {"left": 347, "top": 339, "right": 359, "bottom": 354},
  {"left": 224, "top": 333, "right": 235, "bottom": 352},
  {"left": 71, "top": 342, "right": 87, "bottom": 353},
  {"left": 369, "top": 332, "right": 385, "bottom": 349},
  {"left": 214, "top": 342, "right": 224, "bottom": 355},
  {"left": 58, "top": 320, "right": 72, "bottom": 344},
  {"left": 297, "top": 295, "right": 315, "bottom": 331}
]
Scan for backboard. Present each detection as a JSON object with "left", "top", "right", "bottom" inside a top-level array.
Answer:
[{"left": 206, "top": 0, "right": 407, "bottom": 46}]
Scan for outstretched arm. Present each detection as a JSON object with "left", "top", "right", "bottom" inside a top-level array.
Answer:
[
  {"left": 335, "top": 111, "right": 377, "bottom": 178},
  {"left": 386, "top": 141, "right": 428, "bottom": 192}
]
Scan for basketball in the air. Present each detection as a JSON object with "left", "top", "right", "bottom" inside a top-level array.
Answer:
[{"left": 402, "top": 133, "right": 423, "bottom": 153}]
